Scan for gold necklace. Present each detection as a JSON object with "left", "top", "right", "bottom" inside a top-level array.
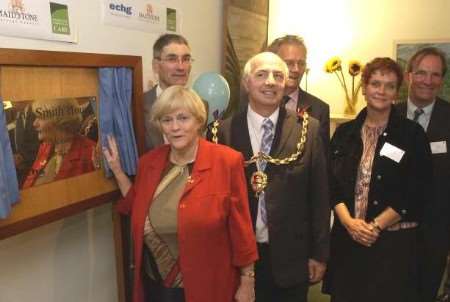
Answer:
[{"left": 211, "top": 112, "right": 310, "bottom": 195}]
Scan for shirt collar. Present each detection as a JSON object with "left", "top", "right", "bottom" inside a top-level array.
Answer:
[
  {"left": 407, "top": 98, "right": 435, "bottom": 118},
  {"left": 247, "top": 104, "right": 279, "bottom": 130},
  {"left": 156, "top": 85, "right": 163, "bottom": 97},
  {"left": 287, "top": 87, "right": 299, "bottom": 102}
]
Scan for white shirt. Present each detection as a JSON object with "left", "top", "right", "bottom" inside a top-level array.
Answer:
[
  {"left": 156, "top": 85, "right": 163, "bottom": 98},
  {"left": 407, "top": 98, "right": 435, "bottom": 131},
  {"left": 247, "top": 104, "right": 279, "bottom": 243}
]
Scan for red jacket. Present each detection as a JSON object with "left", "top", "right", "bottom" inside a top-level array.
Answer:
[
  {"left": 22, "top": 135, "right": 96, "bottom": 189},
  {"left": 117, "top": 138, "right": 258, "bottom": 302}
]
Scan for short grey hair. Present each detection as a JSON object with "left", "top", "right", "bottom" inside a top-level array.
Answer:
[
  {"left": 242, "top": 52, "right": 289, "bottom": 82},
  {"left": 267, "top": 35, "right": 307, "bottom": 56}
]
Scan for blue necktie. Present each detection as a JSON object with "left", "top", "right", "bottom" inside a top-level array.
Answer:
[{"left": 258, "top": 118, "right": 274, "bottom": 224}]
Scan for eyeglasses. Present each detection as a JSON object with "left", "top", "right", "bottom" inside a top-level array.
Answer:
[
  {"left": 412, "top": 70, "right": 443, "bottom": 81},
  {"left": 285, "top": 60, "right": 306, "bottom": 69},
  {"left": 160, "top": 113, "right": 193, "bottom": 126},
  {"left": 155, "top": 55, "right": 194, "bottom": 65}
]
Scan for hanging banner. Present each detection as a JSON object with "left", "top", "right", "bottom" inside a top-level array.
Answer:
[
  {"left": 102, "top": 0, "right": 181, "bottom": 34},
  {"left": 0, "top": 0, "right": 77, "bottom": 43}
]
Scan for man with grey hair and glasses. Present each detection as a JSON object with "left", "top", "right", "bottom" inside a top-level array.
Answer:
[{"left": 267, "top": 35, "right": 330, "bottom": 155}]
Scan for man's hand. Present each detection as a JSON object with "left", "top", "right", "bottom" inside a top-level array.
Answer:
[{"left": 308, "top": 258, "right": 326, "bottom": 283}]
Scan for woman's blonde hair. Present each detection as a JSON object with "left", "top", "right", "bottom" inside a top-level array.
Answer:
[
  {"left": 32, "top": 98, "right": 83, "bottom": 135},
  {"left": 151, "top": 85, "right": 207, "bottom": 131}
]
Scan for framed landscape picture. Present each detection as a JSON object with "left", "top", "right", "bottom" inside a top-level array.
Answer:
[{"left": 395, "top": 39, "right": 450, "bottom": 102}]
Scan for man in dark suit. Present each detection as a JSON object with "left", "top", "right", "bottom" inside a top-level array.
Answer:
[
  {"left": 213, "top": 52, "right": 330, "bottom": 302},
  {"left": 397, "top": 47, "right": 450, "bottom": 302},
  {"left": 144, "top": 34, "right": 193, "bottom": 151},
  {"left": 267, "top": 35, "right": 330, "bottom": 154}
]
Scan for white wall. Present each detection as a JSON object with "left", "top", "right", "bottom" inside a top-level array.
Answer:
[
  {"left": 269, "top": 0, "right": 450, "bottom": 114},
  {"left": 0, "top": 0, "right": 223, "bottom": 92},
  {"left": 0, "top": 1, "right": 222, "bottom": 302}
]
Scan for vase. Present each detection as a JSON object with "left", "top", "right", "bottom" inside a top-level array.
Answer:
[{"left": 344, "top": 95, "right": 359, "bottom": 115}]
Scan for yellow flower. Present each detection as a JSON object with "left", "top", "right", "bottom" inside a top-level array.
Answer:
[
  {"left": 324, "top": 56, "right": 342, "bottom": 73},
  {"left": 348, "top": 60, "right": 362, "bottom": 76}
]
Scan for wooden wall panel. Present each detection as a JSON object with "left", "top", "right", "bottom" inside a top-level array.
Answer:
[{"left": 0, "top": 66, "right": 98, "bottom": 100}]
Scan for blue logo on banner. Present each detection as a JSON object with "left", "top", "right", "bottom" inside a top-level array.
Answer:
[{"left": 109, "top": 3, "right": 132, "bottom": 15}]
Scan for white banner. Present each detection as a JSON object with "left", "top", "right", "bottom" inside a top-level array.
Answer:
[
  {"left": 102, "top": 0, "right": 181, "bottom": 34},
  {"left": 0, "top": 0, "right": 77, "bottom": 43}
]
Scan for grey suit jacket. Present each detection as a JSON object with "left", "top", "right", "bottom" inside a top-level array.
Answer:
[
  {"left": 216, "top": 107, "right": 330, "bottom": 287},
  {"left": 143, "top": 86, "right": 164, "bottom": 152},
  {"left": 397, "top": 98, "right": 450, "bottom": 227}
]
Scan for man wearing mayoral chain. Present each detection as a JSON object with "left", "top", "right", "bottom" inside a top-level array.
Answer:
[{"left": 210, "top": 52, "right": 330, "bottom": 302}]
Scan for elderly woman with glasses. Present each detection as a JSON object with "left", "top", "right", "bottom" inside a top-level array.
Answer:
[
  {"left": 103, "top": 85, "right": 258, "bottom": 302},
  {"left": 322, "top": 58, "right": 433, "bottom": 302}
]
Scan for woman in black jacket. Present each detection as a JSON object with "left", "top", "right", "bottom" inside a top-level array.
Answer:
[{"left": 323, "top": 57, "right": 433, "bottom": 302}]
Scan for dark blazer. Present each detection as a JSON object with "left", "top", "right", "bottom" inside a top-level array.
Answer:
[
  {"left": 329, "top": 106, "right": 433, "bottom": 223},
  {"left": 296, "top": 89, "right": 330, "bottom": 156},
  {"left": 143, "top": 86, "right": 164, "bottom": 152},
  {"left": 397, "top": 98, "right": 450, "bottom": 224},
  {"left": 215, "top": 107, "right": 330, "bottom": 287},
  {"left": 397, "top": 98, "right": 450, "bottom": 302},
  {"left": 117, "top": 139, "right": 258, "bottom": 302}
]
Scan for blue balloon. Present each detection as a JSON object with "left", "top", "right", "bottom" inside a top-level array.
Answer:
[{"left": 192, "top": 72, "right": 230, "bottom": 124}]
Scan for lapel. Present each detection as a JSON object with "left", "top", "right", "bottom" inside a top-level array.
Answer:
[
  {"left": 426, "top": 98, "right": 446, "bottom": 139},
  {"left": 230, "top": 109, "right": 254, "bottom": 162},
  {"left": 139, "top": 145, "right": 170, "bottom": 214},
  {"left": 271, "top": 107, "right": 296, "bottom": 158},
  {"left": 180, "top": 138, "right": 211, "bottom": 198},
  {"left": 297, "top": 88, "right": 313, "bottom": 113},
  {"left": 147, "top": 86, "right": 164, "bottom": 147}
]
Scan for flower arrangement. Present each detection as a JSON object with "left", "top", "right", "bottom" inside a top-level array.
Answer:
[{"left": 325, "top": 57, "right": 363, "bottom": 114}]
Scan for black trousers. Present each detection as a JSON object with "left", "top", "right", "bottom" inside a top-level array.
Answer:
[
  {"left": 142, "top": 273, "right": 185, "bottom": 302},
  {"left": 255, "top": 243, "right": 308, "bottom": 302}
]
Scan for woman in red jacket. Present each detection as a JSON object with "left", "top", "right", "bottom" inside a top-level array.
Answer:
[{"left": 103, "top": 85, "right": 258, "bottom": 302}]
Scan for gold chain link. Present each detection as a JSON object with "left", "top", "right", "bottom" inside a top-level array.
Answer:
[{"left": 210, "top": 112, "right": 309, "bottom": 165}]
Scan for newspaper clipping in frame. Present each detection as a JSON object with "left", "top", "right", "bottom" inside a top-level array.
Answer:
[{"left": 4, "top": 97, "right": 100, "bottom": 189}]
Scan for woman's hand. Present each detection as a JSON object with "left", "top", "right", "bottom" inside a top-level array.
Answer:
[
  {"left": 234, "top": 276, "right": 255, "bottom": 302},
  {"left": 344, "top": 217, "right": 379, "bottom": 247},
  {"left": 102, "top": 135, "right": 132, "bottom": 196},
  {"left": 102, "top": 135, "right": 123, "bottom": 176}
]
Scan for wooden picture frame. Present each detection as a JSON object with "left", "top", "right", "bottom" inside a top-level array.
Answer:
[
  {"left": 222, "top": 0, "right": 270, "bottom": 115},
  {"left": 394, "top": 39, "right": 450, "bottom": 102},
  {"left": 0, "top": 48, "right": 144, "bottom": 302}
]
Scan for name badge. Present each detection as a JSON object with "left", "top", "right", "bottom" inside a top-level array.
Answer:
[
  {"left": 430, "top": 141, "right": 447, "bottom": 154},
  {"left": 380, "top": 142, "right": 405, "bottom": 163}
]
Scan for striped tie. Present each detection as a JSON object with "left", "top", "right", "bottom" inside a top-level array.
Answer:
[
  {"left": 413, "top": 108, "right": 424, "bottom": 122},
  {"left": 258, "top": 118, "right": 274, "bottom": 224}
]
